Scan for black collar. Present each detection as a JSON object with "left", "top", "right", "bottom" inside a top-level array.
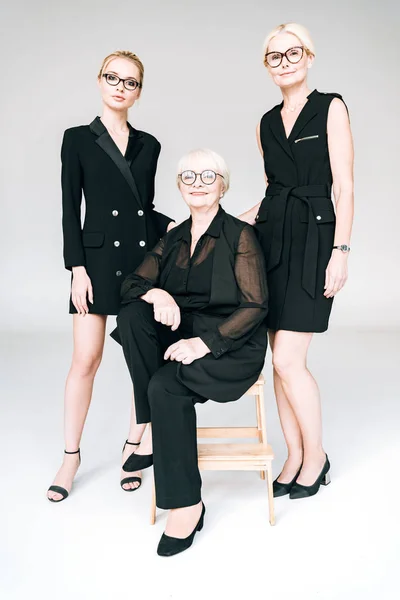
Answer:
[{"left": 178, "top": 206, "right": 225, "bottom": 242}]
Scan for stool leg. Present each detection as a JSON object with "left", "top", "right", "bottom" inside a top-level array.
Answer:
[
  {"left": 150, "top": 477, "right": 156, "bottom": 525},
  {"left": 266, "top": 461, "right": 276, "bottom": 526},
  {"left": 256, "top": 385, "right": 267, "bottom": 480}
]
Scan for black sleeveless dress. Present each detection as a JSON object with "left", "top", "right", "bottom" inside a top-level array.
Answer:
[{"left": 254, "top": 89, "right": 348, "bottom": 333}]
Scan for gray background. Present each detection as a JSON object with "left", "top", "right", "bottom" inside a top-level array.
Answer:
[
  {"left": 1, "top": 0, "right": 399, "bottom": 332},
  {"left": 2, "top": 3, "right": 400, "bottom": 599}
]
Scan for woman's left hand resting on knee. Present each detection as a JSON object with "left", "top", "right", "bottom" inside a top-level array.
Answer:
[{"left": 164, "top": 338, "right": 210, "bottom": 365}]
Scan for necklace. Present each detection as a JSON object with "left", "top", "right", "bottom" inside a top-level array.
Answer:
[{"left": 282, "top": 97, "right": 308, "bottom": 113}]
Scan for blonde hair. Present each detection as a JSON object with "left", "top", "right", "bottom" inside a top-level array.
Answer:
[
  {"left": 98, "top": 51, "right": 144, "bottom": 89},
  {"left": 177, "top": 149, "right": 230, "bottom": 193},
  {"left": 262, "top": 23, "right": 315, "bottom": 67}
]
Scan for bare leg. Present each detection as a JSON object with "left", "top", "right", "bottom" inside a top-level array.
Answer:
[
  {"left": 47, "top": 314, "right": 106, "bottom": 501},
  {"left": 120, "top": 392, "right": 146, "bottom": 490},
  {"left": 269, "top": 330, "right": 303, "bottom": 483},
  {"left": 272, "top": 330, "right": 326, "bottom": 486}
]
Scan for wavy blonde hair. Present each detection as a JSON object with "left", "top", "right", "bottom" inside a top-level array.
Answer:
[
  {"left": 98, "top": 51, "right": 144, "bottom": 91},
  {"left": 262, "top": 23, "right": 315, "bottom": 67}
]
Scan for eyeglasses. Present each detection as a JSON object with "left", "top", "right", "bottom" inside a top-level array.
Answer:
[
  {"left": 178, "top": 170, "right": 224, "bottom": 186},
  {"left": 102, "top": 73, "right": 142, "bottom": 91},
  {"left": 265, "top": 46, "right": 305, "bottom": 68}
]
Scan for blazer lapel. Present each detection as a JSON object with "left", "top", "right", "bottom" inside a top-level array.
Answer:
[
  {"left": 125, "top": 122, "right": 144, "bottom": 166},
  {"left": 288, "top": 89, "right": 319, "bottom": 144},
  {"left": 89, "top": 117, "right": 143, "bottom": 209},
  {"left": 269, "top": 104, "right": 294, "bottom": 162}
]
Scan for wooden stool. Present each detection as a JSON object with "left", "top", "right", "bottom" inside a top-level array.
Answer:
[{"left": 150, "top": 373, "right": 275, "bottom": 526}]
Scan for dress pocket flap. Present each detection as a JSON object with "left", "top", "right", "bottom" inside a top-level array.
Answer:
[
  {"left": 299, "top": 202, "right": 336, "bottom": 223},
  {"left": 82, "top": 231, "right": 105, "bottom": 247},
  {"left": 314, "top": 209, "right": 335, "bottom": 223}
]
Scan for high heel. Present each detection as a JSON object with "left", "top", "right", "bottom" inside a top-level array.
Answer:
[
  {"left": 289, "top": 454, "right": 331, "bottom": 499},
  {"left": 47, "top": 449, "right": 81, "bottom": 503},
  {"left": 273, "top": 465, "right": 302, "bottom": 497},
  {"left": 120, "top": 440, "right": 142, "bottom": 492},
  {"left": 122, "top": 446, "right": 153, "bottom": 472},
  {"left": 157, "top": 503, "right": 206, "bottom": 557}
]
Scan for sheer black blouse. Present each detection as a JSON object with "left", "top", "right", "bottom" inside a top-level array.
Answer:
[{"left": 120, "top": 207, "right": 268, "bottom": 358}]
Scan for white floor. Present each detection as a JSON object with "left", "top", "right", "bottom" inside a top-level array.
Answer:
[{"left": 1, "top": 328, "right": 399, "bottom": 600}]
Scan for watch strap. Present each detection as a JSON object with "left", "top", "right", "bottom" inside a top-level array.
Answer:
[{"left": 333, "top": 245, "right": 350, "bottom": 252}]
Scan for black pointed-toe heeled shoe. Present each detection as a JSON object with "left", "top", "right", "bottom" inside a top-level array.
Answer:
[
  {"left": 289, "top": 455, "right": 331, "bottom": 499},
  {"left": 120, "top": 440, "right": 142, "bottom": 492},
  {"left": 273, "top": 465, "right": 302, "bottom": 497},
  {"left": 47, "top": 449, "right": 81, "bottom": 503},
  {"left": 157, "top": 503, "right": 206, "bottom": 557}
]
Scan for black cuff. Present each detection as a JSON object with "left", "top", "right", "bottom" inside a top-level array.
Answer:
[
  {"left": 199, "top": 328, "right": 231, "bottom": 359},
  {"left": 121, "top": 279, "right": 155, "bottom": 304}
]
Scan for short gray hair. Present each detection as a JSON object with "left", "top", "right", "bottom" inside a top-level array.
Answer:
[{"left": 177, "top": 148, "right": 230, "bottom": 193}]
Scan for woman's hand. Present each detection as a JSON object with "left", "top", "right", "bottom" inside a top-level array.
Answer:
[
  {"left": 167, "top": 221, "right": 178, "bottom": 232},
  {"left": 238, "top": 202, "right": 261, "bottom": 226},
  {"left": 71, "top": 266, "right": 93, "bottom": 315},
  {"left": 324, "top": 251, "right": 349, "bottom": 298},
  {"left": 164, "top": 337, "right": 210, "bottom": 365},
  {"left": 142, "top": 289, "right": 181, "bottom": 331}
]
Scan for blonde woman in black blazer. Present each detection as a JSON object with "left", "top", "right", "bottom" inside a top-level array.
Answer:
[{"left": 47, "top": 51, "right": 175, "bottom": 502}]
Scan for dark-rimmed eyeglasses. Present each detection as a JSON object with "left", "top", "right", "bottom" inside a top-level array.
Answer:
[
  {"left": 265, "top": 46, "right": 305, "bottom": 68},
  {"left": 102, "top": 73, "right": 142, "bottom": 91},
  {"left": 178, "top": 170, "right": 224, "bottom": 186}
]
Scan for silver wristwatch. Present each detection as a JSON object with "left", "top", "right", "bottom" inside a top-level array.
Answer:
[{"left": 333, "top": 244, "right": 350, "bottom": 253}]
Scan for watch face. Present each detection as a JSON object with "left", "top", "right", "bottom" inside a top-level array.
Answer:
[{"left": 341, "top": 245, "right": 350, "bottom": 252}]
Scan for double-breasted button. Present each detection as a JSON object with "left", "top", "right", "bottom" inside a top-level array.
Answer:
[
  {"left": 114, "top": 241, "right": 120, "bottom": 247},
  {"left": 316, "top": 215, "right": 322, "bottom": 221},
  {"left": 112, "top": 210, "right": 119, "bottom": 216},
  {"left": 138, "top": 210, "right": 144, "bottom": 216},
  {"left": 116, "top": 270, "right": 122, "bottom": 276},
  {"left": 139, "top": 240, "right": 146, "bottom": 247}
]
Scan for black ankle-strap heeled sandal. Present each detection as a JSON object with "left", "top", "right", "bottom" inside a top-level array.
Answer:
[
  {"left": 120, "top": 440, "right": 142, "bottom": 492},
  {"left": 47, "top": 449, "right": 81, "bottom": 503}
]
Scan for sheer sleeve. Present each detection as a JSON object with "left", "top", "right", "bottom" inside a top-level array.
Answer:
[
  {"left": 120, "top": 237, "right": 165, "bottom": 304},
  {"left": 199, "top": 225, "right": 268, "bottom": 358}
]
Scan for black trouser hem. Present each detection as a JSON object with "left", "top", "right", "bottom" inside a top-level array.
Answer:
[{"left": 156, "top": 492, "right": 202, "bottom": 510}]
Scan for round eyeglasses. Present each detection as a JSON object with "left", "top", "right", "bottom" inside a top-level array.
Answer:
[
  {"left": 265, "top": 46, "right": 305, "bottom": 68},
  {"left": 102, "top": 73, "right": 142, "bottom": 91},
  {"left": 178, "top": 170, "right": 224, "bottom": 186}
]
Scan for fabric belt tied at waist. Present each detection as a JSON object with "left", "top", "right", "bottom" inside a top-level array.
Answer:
[{"left": 265, "top": 183, "right": 331, "bottom": 299}]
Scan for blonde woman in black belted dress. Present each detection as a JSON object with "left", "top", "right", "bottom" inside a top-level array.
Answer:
[{"left": 240, "top": 23, "right": 354, "bottom": 500}]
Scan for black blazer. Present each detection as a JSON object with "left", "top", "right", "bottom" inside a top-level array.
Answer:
[{"left": 61, "top": 116, "right": 174, "bottom": 315}]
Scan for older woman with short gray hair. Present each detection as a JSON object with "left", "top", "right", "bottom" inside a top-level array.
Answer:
[{"left": 111, "top": 148, "right": 268, "bottom": 556}]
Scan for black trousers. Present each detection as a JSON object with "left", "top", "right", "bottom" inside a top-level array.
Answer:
[{"left": 116, "top": 300, "right": 208, "bottom": 509}]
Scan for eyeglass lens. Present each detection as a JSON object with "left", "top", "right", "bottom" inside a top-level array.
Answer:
[
  {"left": 180, "top": 170, "right": 217, "bottom": 185},
  {"left": 266, "top": 46, "right": 303, "bottom": 67},
  {"left": 104, "top": 73, "right": 139, "bottom": 90}
]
